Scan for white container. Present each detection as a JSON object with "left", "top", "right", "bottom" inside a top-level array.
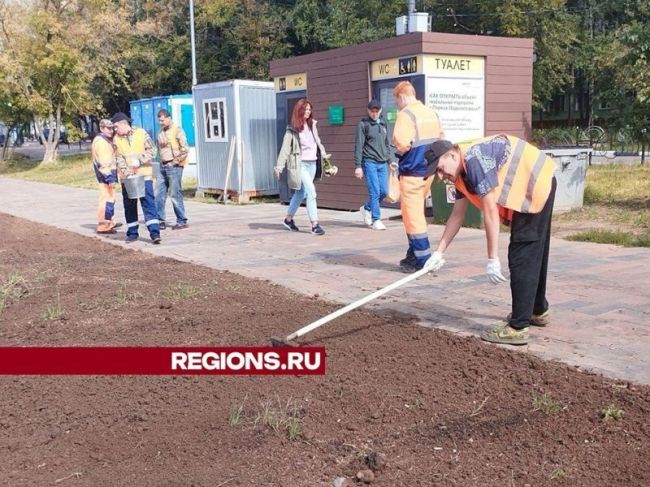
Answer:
[
  {"left": 396, "top": 16, "right": 408, "bottom": 36},
  {"left": 122, "top": 174, "right": 145, "bottom": 199},
  {"left": 408, "top": 12, "right": 430, "bottom": 33},
  {"left": 543, "top": 148, "right": 593, "bottom": 213}
]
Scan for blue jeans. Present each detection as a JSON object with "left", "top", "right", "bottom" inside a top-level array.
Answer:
[
  {"left": 155, "top": 165, "right": 187, "bottom": 225},
  {"left": 287, "top": 161, "right": 318, "bottom": 222},
  {"left": 123, "top": 179, "right": 160, "bottom": 239},
  {"left": 362, "top": 160, "right": 388, "bottom": 222}
]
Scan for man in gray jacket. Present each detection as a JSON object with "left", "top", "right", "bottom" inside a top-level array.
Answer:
[{"left": 354, "top": 99, "right": 396, "bottom": 230}]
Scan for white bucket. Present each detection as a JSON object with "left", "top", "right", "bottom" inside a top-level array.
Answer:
[{"left": 122, "top": 174, "right": 145, "bottom": 199}]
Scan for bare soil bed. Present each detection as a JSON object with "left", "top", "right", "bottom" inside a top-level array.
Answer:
[{"left": 1, "top": 212, "right": 649, "bottom": 486}]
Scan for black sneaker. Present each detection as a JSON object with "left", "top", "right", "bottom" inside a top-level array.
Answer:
[
  {"left": 283, "top": 218, "right": 299, "bottom": 232},
  {"left": 311, "top": 224, "right": 325, "bottom": 236},
  {"left": 399, "top": 260, "right": 419, "bottom": 273},
  {"left": 125, "top": 236, "right": 138, "bottom": 243},
  {"left": 172, "top": 223, "right": 188, "bottom": 230},
  {"left": 159, "top": 222, "right": 167, "bottom": 230},
  {"left": 399, "top": 256, "right": 417, "bottom": 267},
  {"left": 152, "top": 236, "right": 162, "bottom": 244}
]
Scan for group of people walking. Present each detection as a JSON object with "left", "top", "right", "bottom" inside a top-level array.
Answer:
[
  {"left": 274, "top": 80, "right": 557, "bottom": 347},
  {"left": 92, "top": 109, "right": 190, "bottom": 244}
]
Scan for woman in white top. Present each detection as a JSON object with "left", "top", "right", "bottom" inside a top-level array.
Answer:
[{"left": 275, "top": 98, "right": 328, "bottom": 236}]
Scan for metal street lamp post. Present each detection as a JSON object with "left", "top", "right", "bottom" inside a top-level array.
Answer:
[{"left": 189, "top": 0, "right": 198, "bottom": 86}]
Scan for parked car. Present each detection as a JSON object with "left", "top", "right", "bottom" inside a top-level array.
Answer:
[{"left": 40, "top": 127, "right": 69, "bottom": 146}]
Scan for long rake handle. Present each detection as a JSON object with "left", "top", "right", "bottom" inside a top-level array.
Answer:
[{"left": 286, "top": 266, "right": 431, "bottom": 341}]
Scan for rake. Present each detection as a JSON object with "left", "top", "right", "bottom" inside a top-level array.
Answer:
[{"left": 270, "top": 259, "right": 443, "bottom": 347}]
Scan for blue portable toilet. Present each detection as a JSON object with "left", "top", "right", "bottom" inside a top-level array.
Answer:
[{"left": 129, "top": 94, "right": 196, "bottom": 179}]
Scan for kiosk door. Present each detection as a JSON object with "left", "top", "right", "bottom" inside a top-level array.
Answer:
[
  {"left": 276, "top": 90, "right": 306, "bottom": 203},
  {"left": 372, "top": 75, "right": 425, "bottom": 146},
  {"left": 371, "top": 75, "right": 425, "bottom": 209}
]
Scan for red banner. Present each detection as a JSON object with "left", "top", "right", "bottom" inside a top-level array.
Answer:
[{"left": 0, "top": 347, "right": 326, "bottom": 375}]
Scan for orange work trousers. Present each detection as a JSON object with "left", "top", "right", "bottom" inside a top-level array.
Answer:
[
  {"left": 97, "top": 183, "right": 116, "bottom": 232},
  {"left": 399, "top": 175, "right": 434, "bottom": 268}
]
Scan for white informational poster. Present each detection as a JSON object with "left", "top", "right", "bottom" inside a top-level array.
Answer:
[
  {"left": 424, "top": 55, "right": 485, "bottom": 144},
  {"left": 427, "top": 77, "right": 485, "bottom": 143}
]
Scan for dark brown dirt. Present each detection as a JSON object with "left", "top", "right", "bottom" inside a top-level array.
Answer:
[{"left": 1, "top": 212, "right": 649, "bottom": 486}]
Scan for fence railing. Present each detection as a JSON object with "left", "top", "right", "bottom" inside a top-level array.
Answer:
[{"left": 532, "top": 126, "right": 646, "bottom": 159}]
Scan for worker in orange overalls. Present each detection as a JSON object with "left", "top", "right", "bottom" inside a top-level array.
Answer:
[
  {"left": 92, "top": 119, "right": 120, "bottom": 234},
  {"left": 392, "top": 81, "right": 445, "bottom": 272},
  {"left": 424, "top": 135, "right": 557, "bottom": 346}
]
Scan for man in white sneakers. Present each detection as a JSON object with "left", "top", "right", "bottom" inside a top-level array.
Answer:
[{"left": 354, "top": 99, "right": 396, "bottom": 231}]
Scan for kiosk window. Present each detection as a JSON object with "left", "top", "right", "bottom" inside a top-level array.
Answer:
[{"left": 203, "top": 98, "right": 228, "bottom": 142}]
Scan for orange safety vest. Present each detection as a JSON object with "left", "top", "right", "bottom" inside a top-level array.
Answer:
[
  {"left": 91, "top": 136, "right": 115, "bottom": 175},
  {"left": 166, "top": 124, "right": 188, "bottom": 167},
  {"left": 454, "top": 135, "right": 556, "bottom": 225},
  {"left": 114, "top": 128, "right": 152, "bottom": 177}
]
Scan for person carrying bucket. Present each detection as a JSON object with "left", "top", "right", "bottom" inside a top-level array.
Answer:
[
  {"left": 111, "top": 112, "right": 161, "bottom": 244},
  {"left": 423, "top": 135, "right": 557, "bottom": 346},
  {"left": 392, "top": 81, "right": 445, "bottom": 272},
  {"left": 91, "top": 119, "right": 121, "bottom": 234}
]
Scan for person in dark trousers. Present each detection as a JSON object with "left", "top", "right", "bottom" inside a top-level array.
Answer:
[
  {"left": 112, "top": 112, "right": 161, "bottom": 244},
  {"left": 354, "top": 99, "right": 396, "bottom": 231},
  {"left": 424, "top": 135, "right": 557, "bottom": 346}
]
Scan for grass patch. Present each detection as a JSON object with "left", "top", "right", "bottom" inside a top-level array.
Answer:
[
  {"left": 532, "top": 392, "right": 566, "bottom": 414},
  {"left": 41, "top": 293, "right": 64, "bottom": 320},
  {"left": 548, "top": 467, "right": 567, "bottom": 480},
  {"left": 0, "top": 273, "right": 29, "bottom": 312},
  {"left": 601, "top": 405, "right": 625, "bottom": 421},
  {"left": 584, "top": 164, "right": 650, "bottom": 207},
  {"left": 566, "top": 229, "right": 650, "bottom": 247},
  {"left": 164, "top": 282, "right": 198, "bottom": 300},
  {"left": 115, "top": 280, "right": 143, "bottom": 304},
  {"left": 0, "top": 153, "right": 98, "bottom": 189},
  {"left": 554, "top": 164, "right": 650, "bottom": 247},
  {"left": 228, "top": 396, "right": 247, "bottom": 427},
  {"left": 254, "top": 397, "right": 303, "bottom": 441}
]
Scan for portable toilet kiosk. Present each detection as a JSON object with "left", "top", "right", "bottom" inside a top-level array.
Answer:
[
  {"left": 270, "top": 31, "right": 533, "bottom": 212},
  {"left": 192, "top": 80, "right": 277, "bottom": 201},
  {"left": 129, "top": 94, "right": 197, "bottom": 180}
]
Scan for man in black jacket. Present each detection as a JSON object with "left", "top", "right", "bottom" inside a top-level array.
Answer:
[{"left": 354, "top": 99, "right": 396, "bottom": 231}]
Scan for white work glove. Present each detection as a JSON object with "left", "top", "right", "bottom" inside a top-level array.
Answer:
[
  {"left": 128, "top": 157, "right": 141, "bottom": 169},
  {"left": 273, "top": 166, "right": 282, "bottom": 179},
  {"left": 424, "top": 251, "right": 445, "bottom": 272},
  {"left": 486, "top": 258, "right": 508, "bottom": 284}
]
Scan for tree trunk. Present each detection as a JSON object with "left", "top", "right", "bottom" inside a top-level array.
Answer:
[
  {"left": 42, "top": 143, "right": 58, "bottom": 164},
  {"left": 35, "top": 113, "right": 59, "bottom": 165},
  {"left": 1, "top": 141, "right": 8, "bottom": 161}
]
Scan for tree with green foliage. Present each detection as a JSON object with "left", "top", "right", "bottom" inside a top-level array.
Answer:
[{"left": 0, "top": 0, "right": 128, "bottom": 164}]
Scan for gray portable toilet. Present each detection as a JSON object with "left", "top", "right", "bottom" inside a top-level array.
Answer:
[{"left": 192, "top": 80, "right": 278, "bottom": 201}]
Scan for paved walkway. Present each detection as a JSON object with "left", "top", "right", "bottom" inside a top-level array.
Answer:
[{"left": 1, "top": 178, "right": 649, "bottom": 384}]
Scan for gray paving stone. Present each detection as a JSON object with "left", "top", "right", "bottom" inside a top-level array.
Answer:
[{"left": 1, "top": 177, "right": 649, "bottom": 384}]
